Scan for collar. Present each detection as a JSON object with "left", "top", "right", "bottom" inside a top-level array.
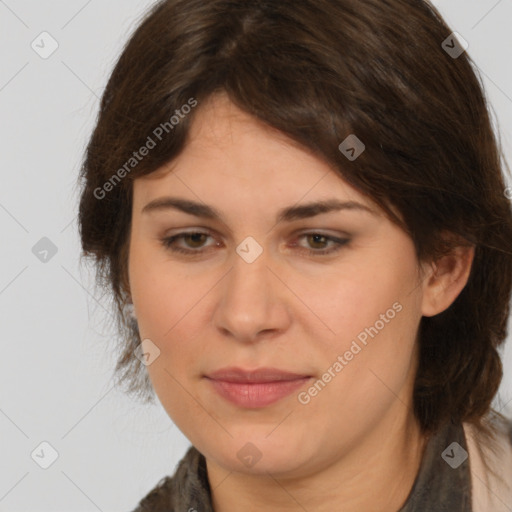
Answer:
[{"left": 398, "top": 420, "right": 471, "bottom": 511}]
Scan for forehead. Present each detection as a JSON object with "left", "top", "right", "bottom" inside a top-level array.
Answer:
[
  {"left": 138, "top": 95, "right": 348, "bottom": 188},
  {"left": 197, "top": 95, "right": 300, "bottom": 149},
  {"left": 132, "top": 92, "right": 396, "bottom": 224}
]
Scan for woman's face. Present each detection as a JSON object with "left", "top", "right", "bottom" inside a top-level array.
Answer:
[{"left": 128, "top": 92, "right": 430, "bottom": 477}]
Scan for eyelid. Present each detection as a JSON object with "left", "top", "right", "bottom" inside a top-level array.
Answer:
[{"left": 159, "top": 228, "right": 351, "bottom": 257}]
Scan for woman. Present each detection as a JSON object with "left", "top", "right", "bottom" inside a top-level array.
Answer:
[{"left": 78, "top": 0, "right": 512, "bottom": 510}]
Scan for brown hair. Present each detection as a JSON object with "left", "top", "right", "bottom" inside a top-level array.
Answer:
[{"left": 78, "top": 0, "right": 512, "bottom": 436}]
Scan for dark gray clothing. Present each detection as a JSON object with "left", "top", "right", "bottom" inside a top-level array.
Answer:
[{"left": 398, "top": 420, "right": 471, "bottom": 511}]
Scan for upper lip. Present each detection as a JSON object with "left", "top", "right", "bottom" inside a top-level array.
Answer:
[{"left": 205, "top": 367, "right": 311, "bottom": 383}]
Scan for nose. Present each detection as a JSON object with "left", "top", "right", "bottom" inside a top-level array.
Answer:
[{"left": 212, "top": 244, "right": 292, "bottom": 343}]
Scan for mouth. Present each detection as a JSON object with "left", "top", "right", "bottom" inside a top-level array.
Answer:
[{"left": 204, "top": 367, "right": 313, "bottom": 408}]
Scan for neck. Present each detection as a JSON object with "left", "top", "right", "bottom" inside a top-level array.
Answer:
[{"left": 205, "top": 407, "right": 429, "bottom": 512}]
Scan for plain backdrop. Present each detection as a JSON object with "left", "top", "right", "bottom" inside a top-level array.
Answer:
[{"left": 1, "top": 1, "right": 512, "bottom": 510}]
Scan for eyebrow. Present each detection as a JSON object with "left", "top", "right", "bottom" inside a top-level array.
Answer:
[{"left": 141, "top": 197, "right": 378, "bottom": 223}]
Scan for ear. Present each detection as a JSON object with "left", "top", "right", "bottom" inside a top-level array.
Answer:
[{"left": 420, "top": 238, "right": 475, "bottom": 318}]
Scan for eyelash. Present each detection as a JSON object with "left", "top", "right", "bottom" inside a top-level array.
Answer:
[{"left": 160, "top": 231, "right": 350, "bottom": 257}]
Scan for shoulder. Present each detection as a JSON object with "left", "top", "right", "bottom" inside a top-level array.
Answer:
[
  {"left": 463, "top": 414, "right": 512, "bottom": 512},
  {"left": 129, "top": 445, "right": 212, "bottom": 512},
  {"left": 130, "top": 475, "right": 175, "bottom": 512}
]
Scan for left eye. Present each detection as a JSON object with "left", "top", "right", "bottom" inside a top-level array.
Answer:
[{"left": 160, "top": 231, "right": 350, "bottom": 256}]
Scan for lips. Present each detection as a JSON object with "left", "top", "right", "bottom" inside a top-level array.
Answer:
[
  {"left": 204, "top": 367, "right": 313, "bottom": 408},
  {"left": 205, "top": 366, "right": 311, "bottom": 383}
]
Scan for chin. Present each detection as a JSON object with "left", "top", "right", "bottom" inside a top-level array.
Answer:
[{"left": 202, "top": 434, "right": 312, "bottom": 476}]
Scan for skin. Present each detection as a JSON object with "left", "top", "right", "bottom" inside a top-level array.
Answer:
[{"left": 127, "top": 91, "right": 475, "bottom": 512}]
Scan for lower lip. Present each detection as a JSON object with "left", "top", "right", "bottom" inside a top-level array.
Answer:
[{"left": 206, "top": 377, "right": 312, "bottom": 408}]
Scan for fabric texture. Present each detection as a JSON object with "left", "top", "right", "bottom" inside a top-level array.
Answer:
[
  {"left": 130, "top": 418, "right": 512, "bottom": 512},
  {"left": 397, "top": 420, "right": 471, "bottom": 511}
]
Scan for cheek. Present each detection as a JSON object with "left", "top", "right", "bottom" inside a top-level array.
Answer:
[
  {"left": 299, "top": 260, "right": 411, "bottom": 345},
  {"left": 128, "top": 250, "right": 211, "bottom": 384},
  {"left": 129, "top": 240, "right": 186, "bottom": 336},
  {"left": 129, "top": 258, "right": 206, "bottom": 419},
  {"left": 303, "top": 255, "right": 421, "bottom": 401}
]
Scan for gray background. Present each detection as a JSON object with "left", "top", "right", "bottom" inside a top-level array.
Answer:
[{"left": 1, "top": 1, "right": 511, "bottom": 510}]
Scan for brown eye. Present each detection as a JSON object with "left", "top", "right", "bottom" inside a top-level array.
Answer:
[
  {"left": 181, "top": 233, "right": 209, "bottom": 248},
  {"left": 290, "top": 233, "right": 350, "bottom": 256},
  {"left": 161, "top": 231, "right": 216, "bottom": 254},
  {"left": 306, "top": 234, "right": 330, "bottom": 249}
]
